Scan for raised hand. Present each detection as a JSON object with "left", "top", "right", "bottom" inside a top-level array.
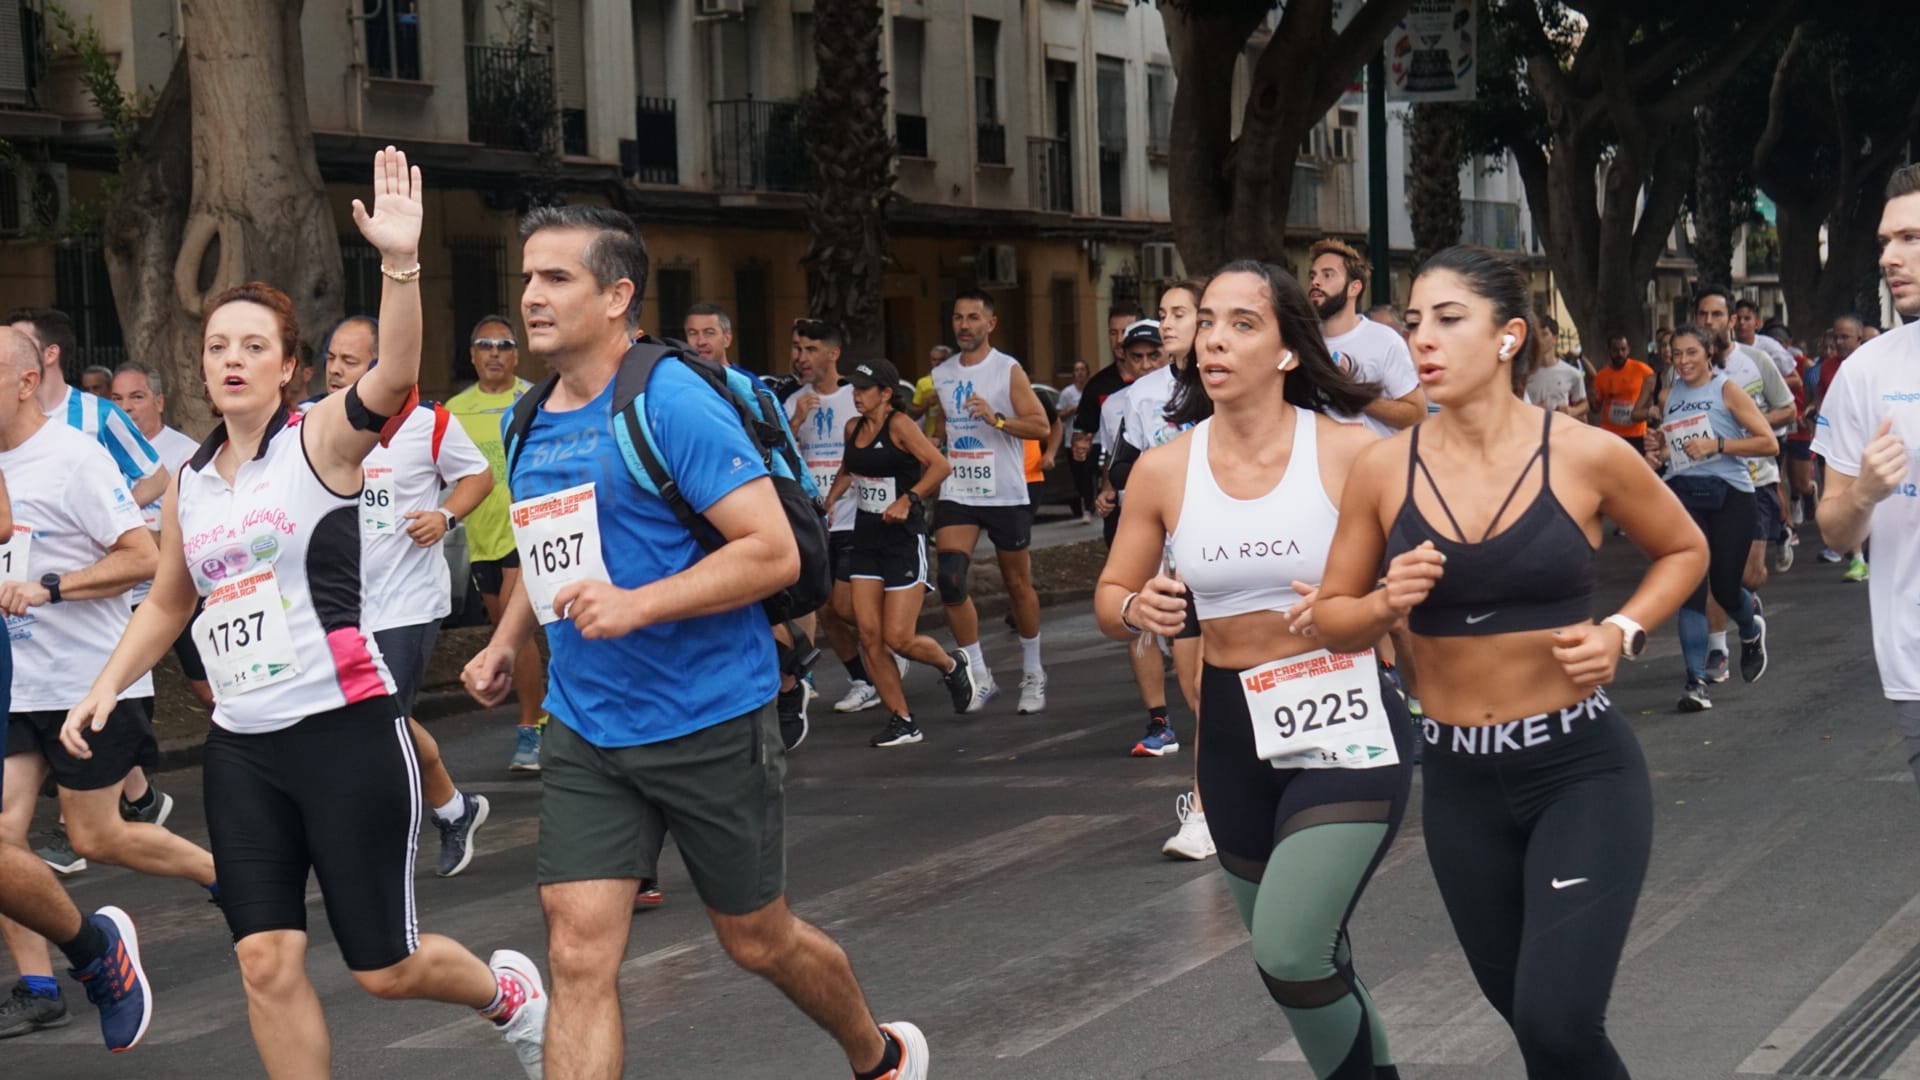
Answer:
[{"left": 350, "top": 145, "right": 424, "bottom": 263}]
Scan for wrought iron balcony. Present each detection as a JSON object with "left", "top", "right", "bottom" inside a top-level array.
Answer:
[
  {"left": 1098, "top": 145, "right": 1125, "bottom": 217},
  {"left": 629, "top": 97, "right": 679, "bottom": 184},
  {"left": 1028, "top": 136, "right": 1072, "bottom": 213},
  {"left": 710, "top": 98, "right": 807, "bottom": 193},
  {"left": 465, "top": 44, "right": 556, "bottom": 153},
  {"left": 896, "top": 113, "right": 929, "bottom": 159},
  {"left": 976, "top": 122, "right": 1007, "bottom": 166}
]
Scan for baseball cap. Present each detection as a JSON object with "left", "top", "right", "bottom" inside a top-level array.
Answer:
[
  {"left": 1121, "top": 319, "right": 1163, "bottom": 348},
  {"left": 847, "top": 357, "right": 902, "bottom": 390}
]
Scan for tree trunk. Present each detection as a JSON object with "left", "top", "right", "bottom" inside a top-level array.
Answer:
[
  {"left": 801, "top": 0, "right": 894, "bottom": 362},
  {"left": 102, "top": 0, "right": 341, "bottom": 437},
  {"left": 1692, "top": 101, "right": 1737, "bottom": 289},
  {"left": 1162, "top": 0, "right": 1412, "bottom": 273},
  {"left": 1407, "top": 103, "right": 1464, "bottom": 270}
]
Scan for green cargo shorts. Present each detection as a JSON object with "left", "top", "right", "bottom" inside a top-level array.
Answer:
[{"left": 537, "top": 703, "right": 785, "bottom": 916}]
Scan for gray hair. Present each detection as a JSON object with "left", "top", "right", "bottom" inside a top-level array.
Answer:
[
  {"left": 686, "top": 303, "right": 732, "bottom": 334},
  {"left": 82, "top": 363, "right": 114, "bottom": 384},
  {"left": 470, "top": 314, "right": 516, "bottom": 343},
  {"left": 325, "top": 315, "right": 380, "bottom": 360},
  {"left": 519, "top": 204, "right": 649, "bottom": 332},
  {"left": 929, "top": 345, "right": 954, "bottom": 361},
  {"left": 114, "top": 361, "right": 162, "bottom": 396}
]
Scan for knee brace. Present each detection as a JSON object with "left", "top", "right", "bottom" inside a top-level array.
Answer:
[
  {"left": 776, "top": 623, "right": 819, "bottom": 680},
  {"left": 936, "top": 551, "right": 971, "bottom": 606}
]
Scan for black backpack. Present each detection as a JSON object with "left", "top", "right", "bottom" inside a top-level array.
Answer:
[{"left": 502, "top": 336, "right": 832, "bottom": 625}]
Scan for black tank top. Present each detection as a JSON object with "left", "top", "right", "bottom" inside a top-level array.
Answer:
[
  {"left": 1384, "top": 409, "right": 1597, "bottom": 637},
  {"left": 842, "top": 409, "right": 923, "bottom": 542}
]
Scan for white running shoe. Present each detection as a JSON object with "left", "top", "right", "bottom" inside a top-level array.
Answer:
[
  {"left": 1162, "top": 792, "right": 1216, "bottom": 860},
  {"left": 965, "top": 671, "right": 999, "bottom": 714},
  {"left": 834, "top": 680, "right": 883, "bottom": 713},
  {"left": 877, "top": 1020, "right": 930, "bottom": 1080},
  {"left": 488, "top": 949, "right": 548, "bottom": 1079},
  {"left": 1016, "top": 670, "right": 1048, "bottom": 714}
]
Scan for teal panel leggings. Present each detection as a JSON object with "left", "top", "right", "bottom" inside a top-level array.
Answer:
[{"left": 1197, "top": 663, "right": 1414, "bottom": 1079}]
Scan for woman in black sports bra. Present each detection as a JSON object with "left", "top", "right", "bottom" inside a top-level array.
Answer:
[
  {"left": 1317, "top": 246, "right": 1708, "bottom": 1080},
  {"left": 824, "top": 358, "right": 976, "bottom": 748}
]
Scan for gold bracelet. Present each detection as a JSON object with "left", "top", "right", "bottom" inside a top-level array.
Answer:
[{"left": 380, "top": 263, "right": 423, "bottom": 283}]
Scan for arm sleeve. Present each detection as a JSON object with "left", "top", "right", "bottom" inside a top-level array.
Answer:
[
  {"left": 1809, "top": 363, "right": 1865, "bottom": 474},
  {"left": 648, "top": 361, "right": 772, "bottom": 514},
  {"left": 433, "top": 412, "right": 492, "bottom": 483},
  {"left": 99, "top": 400, "right": 163, "bottom": 482}
]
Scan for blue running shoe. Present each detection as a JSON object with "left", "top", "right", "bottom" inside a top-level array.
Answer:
[
  {"left": 69, "top": 906, "right": 151, "bottom": 1053},
  {"left": 1132, "top": 719, "right": 1181, "bottom": 757},
  {"left": 510, "top": 724, "right": 542, "bottom": 772}
]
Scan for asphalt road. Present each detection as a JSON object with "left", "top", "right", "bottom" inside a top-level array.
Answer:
[{"left": 5, "top": 530, "right": 1919, "bottom": 1080}]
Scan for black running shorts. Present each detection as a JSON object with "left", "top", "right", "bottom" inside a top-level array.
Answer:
[
  {"left": 470, "top": 551, "right": 521, "bottom": 597},
  {"left": 203, "top": 697, "right": 421, "bottom": 971},
  {"left": 933, "top": 499, "right": 1034, "bottom": 552},
  {"left": 829, "top": 531, "right": 858, "bottom": 583},
  {"left": 846, "top": 533, "right": 930, "bottom": 592},
  {"left": 6, "top": 702, "right": 157, "bottom": 791}
]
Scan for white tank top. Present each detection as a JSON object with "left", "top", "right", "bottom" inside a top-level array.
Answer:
[
  {"left": 176, "top": 411, "right": 395, "bottom": 734},
  {"left": 1167, "top": 412, "right": 1340, "bottom": 620},
  {"left": 786, "top": 382, "right": 858, "bottom": 532},
  {"left": 931, "top": 349, "right": 1029, "bottom": 507}
]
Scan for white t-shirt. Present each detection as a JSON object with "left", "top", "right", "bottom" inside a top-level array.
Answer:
[
  {"left": 360, "top": 404, "right": 490, "bottom": 633},
  {"left": 1525, "top": 364, "right": 1587, "bottom": 411},
  {"left": 1746, "top": 333, "right": 1796, "bottom": 381},
  {"left": 1120, "top": 365, "right": 1185, "bottom": 453},
  {"left": 785, "top": 382, "right": 858, "bottom": 532},
  {"left": 1056, "top": 383, "right": 1083, "bottom": 419},
  {"left": 1324, "top": 316, "right": 1420, "bottom": 437},
  {"left": 129, "top": 425, "right": 200, "bottom": 606},
  {"left": 1098, "top": 383, "right": 1132, "bottom": 463},
  {"left": 1810, "top": 321, "right": 1920, "bottom": 699},
  {"left": 1722, "top": 344, "right": 1793, "bottom": 486},
  {"left": 2, "top": 420, "right": 153, "bottom": 709}
]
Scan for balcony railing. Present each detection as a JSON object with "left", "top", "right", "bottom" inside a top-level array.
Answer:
[
  {"left": 465, "top": 44, "right": 556, "bottom": 153},
  {"left": 1028, "top": 136, "right": 1072, "bottom": 213},
  {"left": 630, "top": 97, "right": 679, "bottom": 184},
  {"left": 710, "top": 98, "right": 808, "bottom": 193},
  {"left": 1463, "top": 198, "right": 1523, "bottom": 251},
  {"left": 1098, "top": 145, "right": 1125, "bottom": 217},
  {"left": 976, "top": 122, "right": 1007, "bottom": 166},
  {"left": 896, "top": 113, "right": 929, "bottom": 159}
]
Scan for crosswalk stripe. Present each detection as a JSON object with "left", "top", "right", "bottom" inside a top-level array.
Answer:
[
  {"left": 388, "top": 813, "right": 1136, "bottom": 1050},
  {"left": 1264, "top": 809, "right": 1806, "bottom": 1066}
]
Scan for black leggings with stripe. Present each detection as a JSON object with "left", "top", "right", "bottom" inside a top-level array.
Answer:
[{"left": 1197, "top": 663, "right": 1414, "bottom": 1079}]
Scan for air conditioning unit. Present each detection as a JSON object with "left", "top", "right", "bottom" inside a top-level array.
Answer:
[
  {"left": 976, "top": 243, "right": 1017, "bottom": 288},
  {"left": 695, "top": 0, "right": 744, "bottom": 18},
  {"left": 0, "top": 163, "right": 68, "bottom": 238},
  {"left": 1142, "top": 242, "right": 1177, "bottom": 282}
]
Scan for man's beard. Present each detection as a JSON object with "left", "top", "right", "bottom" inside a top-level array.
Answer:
[{"left": 1314, "top": 289, "right": 1346, "bottom": 322}]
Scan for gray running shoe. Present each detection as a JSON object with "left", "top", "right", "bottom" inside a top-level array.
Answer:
[
  {"left": 120, "top": 788, "right": 174, "bottom": 827},
  {"left": 435, "top": 793, "right": 491, "bottom": 878},
  {"left": 35, "top": 829, "right": 85, "bottom": 875},
  {"left": 0, "top": 980, "right": 70, "bottom": 1038}
]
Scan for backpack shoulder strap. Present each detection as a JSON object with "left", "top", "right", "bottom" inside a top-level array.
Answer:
[
  {"left": 428, "top": 402, "right": 451, "bottom": 462},
  {"left": 501, "top": 373, "right": 562, "bottom": 481},
  {"left": 610, "top": 338, "right": 726, "bottom": 550}
]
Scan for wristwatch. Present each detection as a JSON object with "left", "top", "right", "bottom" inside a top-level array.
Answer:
[
  {"left": 906, "top": 491, "right": 923, "bottom": 507},
  {"left": 993, "top": 413, "right": 1007, "bottom": 430},
  {"left": 1603, "top": 614, "right": 1647, "bottom": 659},
  {"left": 440, "top": 508, "right": 459, "bottom": 532},
  {"left": 40, "top": 573, "right": 62, "bottom": 604}
]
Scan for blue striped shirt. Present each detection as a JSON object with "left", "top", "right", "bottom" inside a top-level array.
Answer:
[{"left": 50, "top": 385, "right": 161, "bottom": 484}]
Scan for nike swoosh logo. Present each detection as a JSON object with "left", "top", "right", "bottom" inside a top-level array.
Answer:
[
  {"left": 1551, "top": 877, "right": 1589, "bottom": 890},
  {"left": 1465, "top": 612, "right": 1497, "bottom": 625}
]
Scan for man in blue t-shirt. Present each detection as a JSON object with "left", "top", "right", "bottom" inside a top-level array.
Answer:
[{"left": 462, "top": 206, "right": 928, "bottom": 1080}]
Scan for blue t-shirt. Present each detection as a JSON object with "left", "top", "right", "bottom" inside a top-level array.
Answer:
[{"left": 511, "top": 361, "right": 779, "bottom": 747}]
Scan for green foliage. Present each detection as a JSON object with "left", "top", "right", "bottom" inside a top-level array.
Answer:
[
  {"left": 480, "top": 0, "right": 561, "bottom": 165},
  {"left": 45, "top": 2, "right": 152, "bottom": 165}
]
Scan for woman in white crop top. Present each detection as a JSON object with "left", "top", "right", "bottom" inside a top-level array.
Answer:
[
  {"left": 59, "top": 150, "right": 548, "bottom": 1078},
  {"left": 1093, "top": 261, "right": 1416, "bottom": 1079}
]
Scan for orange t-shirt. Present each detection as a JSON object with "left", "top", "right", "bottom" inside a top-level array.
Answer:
[
  {"left": 1024, "top": 437, "right": 1043, "bottom": 484},
  {"left": 1592, "top": 359, "right": 1654, "bottom": 437}
]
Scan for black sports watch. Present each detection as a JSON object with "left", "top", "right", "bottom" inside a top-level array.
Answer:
[
  {"left": 40, "top": 573, "right": 62, "bottom": 603},
  {"left": 906, "top": 491, "right": 923, "bottom": 507}
]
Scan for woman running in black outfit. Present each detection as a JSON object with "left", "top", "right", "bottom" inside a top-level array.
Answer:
[{"left": 1317, "top": 247, "right": 1706, "bottom": 1079}]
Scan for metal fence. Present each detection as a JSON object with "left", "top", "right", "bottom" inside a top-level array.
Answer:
[
  {"left": 1028, "top": 137, "right": 1073, "bottom": 213},
  {"left": 465, "top": 44, "right": 556, "bottom": 154},
  {"left": 976, "top": 122, "right": 1007, "bottom": 166},
  {"left": 632, "top": 97, "right": 679, "bottom": 183},
  {"left": 709, "top": 98, "right": 808, "bottom": 192}
]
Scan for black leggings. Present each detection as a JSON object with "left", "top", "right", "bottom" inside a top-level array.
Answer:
[
  {"left": 1198, "top": 663, "right": 1413, "bottom": 1079},
  {"left": 1421, "top": 691, "right": 1652, "bottom": 1079},
  {"left": 1674, "top": 482, "right": 1756, "bottom": 615}
]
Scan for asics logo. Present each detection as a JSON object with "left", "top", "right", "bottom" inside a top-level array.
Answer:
[
  {"left": 1551, "top": 877, "right": 1589, "bottom": 890},
  {"left": 1465, "top": 612, "right": 1497, "bottom": 625}
]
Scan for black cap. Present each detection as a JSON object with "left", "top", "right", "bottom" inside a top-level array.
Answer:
[
  {"left": 847, "top": 357, "right": 901, "bottom": 390},
  {"left": 1121, "top": 319, "right": 1163, "bottom": 348}
]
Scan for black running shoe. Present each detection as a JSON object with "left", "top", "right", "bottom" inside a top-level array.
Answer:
[
  {"left": 778, "top": 683, "right": 812, "bottom": 751},
  {"left": 870, "top": 715, "right": 924, "bottom": 747},
  {"left": 1740, "top": 614, "right": 1768, "bottom": 683},
  {"left": 0, "top": 980, "right": 70, "bottom": 1039},
  {"left": 1678, "top": 680, "right": 1713, "bottom": 713},
  {"left": 942, "top": 650, "right": 976, "bottom": 714}
]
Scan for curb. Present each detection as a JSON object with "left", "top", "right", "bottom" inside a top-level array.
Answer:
[{"left": 150, "top": 587, "right": 1096, "bottom": 776}]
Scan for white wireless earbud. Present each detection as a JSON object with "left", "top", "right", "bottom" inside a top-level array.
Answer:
[
  {"left": 1277, "top": 350, "right": 1295, "bottom": 372},
  {"left": 1499, "top": 333, "right": 1517, "bottom": 360}
]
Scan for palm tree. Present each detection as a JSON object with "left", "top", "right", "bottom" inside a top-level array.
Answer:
[
  {"left": 1407, "top": 102, "right": 1465, "bottom": 271},
  {"left": 801, "top": 0, "right": 896, "bottom": 360}
]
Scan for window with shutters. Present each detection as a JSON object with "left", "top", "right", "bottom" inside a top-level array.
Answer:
[{"left": 364, "top": 0, "right": 423, "bottom": 82}]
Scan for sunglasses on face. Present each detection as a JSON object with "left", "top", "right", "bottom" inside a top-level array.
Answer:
[{"left": 473, "top": 338, "right": 517, "bottom": 350}]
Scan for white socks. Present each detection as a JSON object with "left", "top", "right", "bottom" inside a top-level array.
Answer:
[
  {"left": 963, "top": 642, "right": 987, "bottom": 673},
  {"left": 1020, "top": 635, "right": 1043, "bottom": 674},
  {"left": 1709, "top": 631, "right": 1729, "bottom": 655},
  {"left": 433, "top": 792, "right": 466, "bottom": 824}
]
